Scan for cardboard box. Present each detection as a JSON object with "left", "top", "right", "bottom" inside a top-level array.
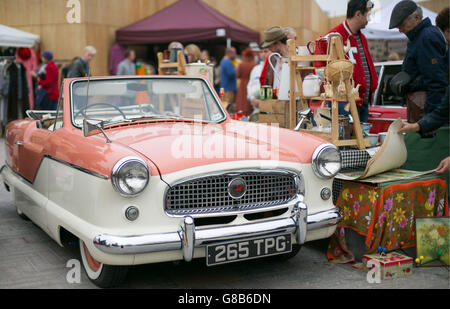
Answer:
[
  {"left": 362, "top": 252, "right": 413, "bottom": 280},
  {"left": 257, "top": 100, "right": 301, "bottom": 129}
]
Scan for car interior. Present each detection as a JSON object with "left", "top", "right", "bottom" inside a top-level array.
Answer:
[{"left": 374, "top": 64, "right": 405, "bottom": 107}]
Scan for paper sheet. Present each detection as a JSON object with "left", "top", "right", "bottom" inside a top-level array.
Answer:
[
  {"left": 346, "top": 169, "right": 437, "bottom": 184},
  {"left": 337, "top": 119, "right": 408, "bottom": 180}
]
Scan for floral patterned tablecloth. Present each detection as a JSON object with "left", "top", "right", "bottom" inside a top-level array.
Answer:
[{"left": 327, "top": 176, "right": 449, "bottom": 263}]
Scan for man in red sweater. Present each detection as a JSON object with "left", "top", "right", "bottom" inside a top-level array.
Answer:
[
  {"left": 31, "top": 50, "right": 59, "bottom": 110},
  {"left": 322, "top": 0, "right": 378, "bottom": 123}
]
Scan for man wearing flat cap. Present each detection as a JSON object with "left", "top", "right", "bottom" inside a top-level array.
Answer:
[
  {"left": 259, "top": 26, "right": 290, "bottom": 89},
  {"left": 389, "top": 0, "right": 448, "bottom": 122}
]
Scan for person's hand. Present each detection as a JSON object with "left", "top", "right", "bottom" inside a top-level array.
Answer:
[
  {"left": 435, "top": 157, "right": 450, "bottom": 174},
  {"left": 397, "top": 121, "right": 420, "bottom": 134},
  {"left": 30, "top": 71, "right": 37, "bottom": 79}
]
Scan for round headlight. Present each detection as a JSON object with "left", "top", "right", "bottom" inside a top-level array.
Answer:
[
  {"left": 112, "top": 157, "right": 149, "bottom": 197},
  {"left": 312, "top": 144, "right": 342, "bottom": 179}
]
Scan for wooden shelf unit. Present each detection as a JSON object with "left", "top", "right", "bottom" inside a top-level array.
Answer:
[
  {"left": 157, "top": 50, "right": 186, "bottom": 75},
  {"left": 287, "top": 38, "right": 369, "bottom": 150}
]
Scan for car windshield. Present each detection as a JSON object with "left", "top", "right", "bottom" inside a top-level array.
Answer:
[{"left": 71, "top": 77, "right": 226, "bottom": 127}]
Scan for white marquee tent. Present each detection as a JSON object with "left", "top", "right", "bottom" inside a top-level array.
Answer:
[
  {"left": 0, "top": 24, "right": 39, "bottom": 48},
  {"left": 362, "top": 0, "right": 438, "bottom": 40}
]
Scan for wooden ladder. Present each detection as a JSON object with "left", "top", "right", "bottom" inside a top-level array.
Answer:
[
  {"left": 157, "top": 50, "right": 187, "bottom": 75},
  {"left": 287, "top": 37, "right": 369, "bottom": 150}
]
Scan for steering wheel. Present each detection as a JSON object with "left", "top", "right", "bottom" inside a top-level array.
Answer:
[{"left": 74, "top": 102, "right": 127, "bottom": 121}]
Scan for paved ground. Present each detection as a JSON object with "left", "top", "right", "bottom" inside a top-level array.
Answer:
[{"left": 0, "top": 138, "right": 449, "bottom": 289}]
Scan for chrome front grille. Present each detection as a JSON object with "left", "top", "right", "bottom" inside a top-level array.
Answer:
[{"left": 165, "top": 170, "right": 299, "bottom": 216}]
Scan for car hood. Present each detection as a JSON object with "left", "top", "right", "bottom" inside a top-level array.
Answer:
[{"left": 105, "top": 120, "right": 325, "bottom": 175}]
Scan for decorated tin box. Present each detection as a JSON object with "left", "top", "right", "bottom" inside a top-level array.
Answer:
[{"left": 362, "top": 252, "right": 413, "bottom": 279}]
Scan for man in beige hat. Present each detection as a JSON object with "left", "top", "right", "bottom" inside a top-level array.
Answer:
[{"left": 259, "top": 26, "right": 289, "bottom": 89}]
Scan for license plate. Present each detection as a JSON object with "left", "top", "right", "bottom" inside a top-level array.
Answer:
[{"left": 206, "top": 234, "right": 292, "bottom": 266}]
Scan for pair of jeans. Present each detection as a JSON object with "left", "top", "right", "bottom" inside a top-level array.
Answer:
[
  {"left": 41, "top": 99, "right": 58, "bottom": 110},
  {"left": 357, "top": 103, "right": 369, "bottom": 123}
]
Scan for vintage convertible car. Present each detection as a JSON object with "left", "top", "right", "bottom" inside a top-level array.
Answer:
[{"left": 1, "top": 75, "right": 342, "bottom": 287}]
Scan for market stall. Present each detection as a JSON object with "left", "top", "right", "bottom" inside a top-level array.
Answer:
[
  {"left": 0, "top": 24, "right": 39, "bottom": 48},
  {"left": 113, "top": 0, "right": 260, "bottom": 87},
  {"left": 254, "top": 35, "right": 449, "bottom": 271},
  {"left": 256, "top": 37, "right": 368, "bottom": 149},
  {"left": 328, "top": 171, "right": 448, "bottom": 264},
  {"left": 115, "top": 0, "right": 259, "bottom": 46},
  {"left": 361, "top": 1, "right": 438, "bottom": 61},
  {"left": 362, "top": 1, "right": 438, "bottom": 40},
  {"left": 0, "top": 25, "right": 39, "bottom": 136}
]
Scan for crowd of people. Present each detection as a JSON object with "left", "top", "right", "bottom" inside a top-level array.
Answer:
[{"left": 0, "top": 44, "right": 98, "bottom": 114}]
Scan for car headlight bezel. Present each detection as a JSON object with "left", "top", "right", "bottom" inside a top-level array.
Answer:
[
  {"left": 111, "top": 156, "right": 150, "bottom": 197},
  {"left": 312, "top": 143, "right": 342, "bottom": 179}
]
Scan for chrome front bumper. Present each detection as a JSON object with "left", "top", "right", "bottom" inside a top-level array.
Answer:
[{"left": 93, "top": 202, "right": 341, "bottom": 261}]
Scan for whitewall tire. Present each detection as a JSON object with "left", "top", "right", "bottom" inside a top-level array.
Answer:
[{"left": 79, "top": 239, "right": 128, "bottom": 288}]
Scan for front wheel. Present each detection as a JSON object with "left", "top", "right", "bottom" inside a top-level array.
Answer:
[{"left": 79, "top": 239, "right": 129, "bottom": 288}]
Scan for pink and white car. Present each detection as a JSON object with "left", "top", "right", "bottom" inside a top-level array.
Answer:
[{"left": 1, "top": 76, "right": 342, "bottom": 287}]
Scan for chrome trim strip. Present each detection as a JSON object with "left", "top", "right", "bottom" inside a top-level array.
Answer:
[
  {"left": 92, "top": 206, "right": 341, "bottom": 257},
  {"left": 372, "top": 65, "right": 384, "bottom": 106},
  {"left": 167, "top": 203, "right": 298, "bottom": 218},
  {"left": 46, "top": 155, "right": 109, "bottom": 180},
  {"left": 167, "top": 168, "right": 302, "bottom": 189},
  {"left": 181, "top": 217, "right": 195, "bottom": 262},
  {"left": 93, "top": 232, "right": 182, "bottom": 254},
  {"left": 368, "top": 117, "right": 401, "bottom": 122},
  {"left": 307, "top": 208, "right": 342, "bottom": 231},
  {"left": 1, "top": 155, "right": 108, "bottom": 187},
  {"left": 194, "top": 216, "right": 298, "bottom": 247}
]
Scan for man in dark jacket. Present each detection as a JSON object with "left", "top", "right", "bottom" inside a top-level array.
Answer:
[
  {"left": 389, "top": 1, "right": 448, "bottom": 118},
  {"left": 68, "top": 46, "right": 96, "bottom": 78},
  {"left": 398, "top": 86, "right": 449, "bottom": 174}
]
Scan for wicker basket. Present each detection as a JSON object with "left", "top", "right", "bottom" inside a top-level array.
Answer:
[{"left": 325, "top": 59, "right": 354, "bottom": 83}]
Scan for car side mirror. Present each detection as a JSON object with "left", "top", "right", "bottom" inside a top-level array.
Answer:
[
  {"left": 83, "top": 118, "right": 102, "bottom": 137},
  {"left": 83, "top": 119, "right": 112, "bottom": 143}
]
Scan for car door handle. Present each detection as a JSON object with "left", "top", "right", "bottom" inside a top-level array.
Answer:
[
  {"left": 14, "top": 141, "right": 24, "bottom": 146},
  {"left": 369, "top": 112, "right": 382, "bottom": 117}
]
